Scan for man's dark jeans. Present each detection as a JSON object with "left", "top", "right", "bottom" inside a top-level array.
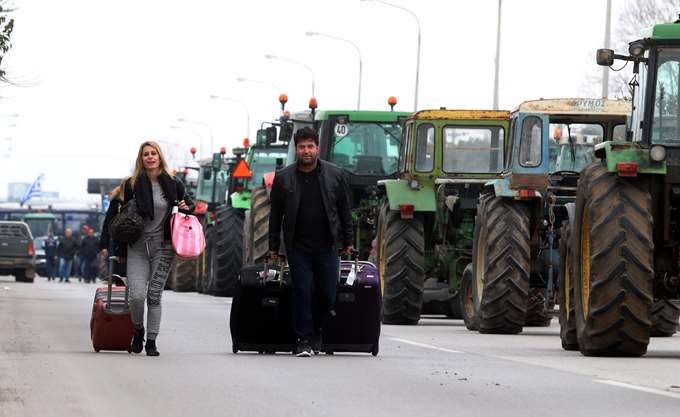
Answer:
[{"left": 287, "top": 248, "right": 339, "bottom": 341}]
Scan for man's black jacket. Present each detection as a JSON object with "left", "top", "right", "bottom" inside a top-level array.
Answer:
[
  {"left": 57, "top": 236, "right": 79, "bottom": 260},
  {"left": 269, "top": 160, "right": 353, "bottom": 253}
]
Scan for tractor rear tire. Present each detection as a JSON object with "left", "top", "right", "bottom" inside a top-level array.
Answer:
[
  {"left": 460, "top": 263, "right": 478, "bottom": 330},
  {"left": 243, "top": 210, "right": 252, "bottom": 265},
  {"left": 172, "top": 258, "right": 196, "bottom": 292},
  {"left": 248, "top": 187, "right": 271, "bottom": 265},
  {"left": 525, "top": 288, "right": 552, "bottom": 327},
  {"left": 473, "top": 195, "right": 531, "bottom": 334},
  {"left": 379, "top": 209, "right": 425, "bottom": 325},
  {"left": 650, "top": 299, "right": 680, "bottom": 337},
  {"left": 558, "top": 222, "right": 578, "bottom": 350},
  {"left": 573, "top": 162, "right": 653, "bottom": 356},
  {"left": 212, "top": 206, "right": 244, "bottom": 297}
]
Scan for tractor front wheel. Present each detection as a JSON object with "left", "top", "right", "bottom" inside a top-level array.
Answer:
[
  {"left": 472, "top": 194, "right": 531, "bottom": 334},
  {"left": 378, "top": 208, "right": 425, "bottom": 325}
]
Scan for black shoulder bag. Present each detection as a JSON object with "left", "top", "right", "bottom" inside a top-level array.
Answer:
[{"left": 109, "top": 197, "right": 144, "bottom": 244}]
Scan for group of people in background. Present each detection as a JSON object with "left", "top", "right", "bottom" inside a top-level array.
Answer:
[{"left": 42, "top": 226, "right": 101, "bottom": 283}]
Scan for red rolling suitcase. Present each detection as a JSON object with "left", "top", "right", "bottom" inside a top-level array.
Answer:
[
  {"left": 322, "top": 256, "right": 382, "bottom": 356},
  {"left": 90, "top": 257, "right": 134, "bottom": 353}
]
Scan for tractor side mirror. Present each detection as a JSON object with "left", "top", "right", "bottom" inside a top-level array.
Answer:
[
  {"left": 256, "top": 129, "right": 268, "bottom": 146},
  {"left": 596, "top": 49, "right": 614, "bottom": 66},
  {"left": 266, "top": 126, "right": 277, "bottom": 144},
  {"left": 279, "top": 121, "right": 293, "bottom": 143}
]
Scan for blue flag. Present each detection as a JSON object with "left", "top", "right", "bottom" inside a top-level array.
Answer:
[{"left": 21, "top": 174, "right": 44, "bottom": 205}]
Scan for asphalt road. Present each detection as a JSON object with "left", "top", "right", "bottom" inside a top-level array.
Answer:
[{"left": 2, "top": 276, "right": 680, "bottom": 417}]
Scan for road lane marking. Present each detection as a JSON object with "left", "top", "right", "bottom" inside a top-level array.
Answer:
[
  {"left": 388, "top": 337, "right": 463, "bottom": 354},
  {"left": 594, "top": 379, "right": 680, "bottom": 400}
]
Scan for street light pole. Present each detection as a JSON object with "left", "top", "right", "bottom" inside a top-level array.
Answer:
[
  {"left": 306, "top": 31, "right": 362, "bottom": 109},
  {"left": 362, "top": 0, "right": 421, "bottom": 111},
  {"left": 602, "top": 0, "right": 613, "bottom": 98},
  {"left": 176, "top": 118, "right": 214, "bottom": 155},
  {"left": 264, "top": 54, "right": 316, "bottom": 98},
  {"left": 209, "top": 95, "right": 251, "bottom": 140},
  {"left": 493, "top": 0, "right": 502, "bottom": 110}
]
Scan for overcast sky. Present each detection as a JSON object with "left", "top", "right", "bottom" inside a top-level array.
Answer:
[{"left": 0, "top": 0, "right": 628, "bottom": 200}]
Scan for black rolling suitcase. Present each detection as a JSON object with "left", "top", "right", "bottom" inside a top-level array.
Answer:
[
  {"left": 229, "top": 261, "right": 296, "bottom": 354},
  {"left": 322, "top": 256, "right": 382, "bottom": 356}
]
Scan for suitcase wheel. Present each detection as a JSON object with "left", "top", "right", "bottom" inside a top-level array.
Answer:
[
  {"left": 371, "top": 344, "right": 379, "bottom": 357},
  {"left": 324, "top": 351, "right": 334, "bottom": 355},
  {"left": 95, "top": 348, "right": 100, "bottom": 353},
  {"left": 232, "top": 347, "right": 238, "bottom": 354}
]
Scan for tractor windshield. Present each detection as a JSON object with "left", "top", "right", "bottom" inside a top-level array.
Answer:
[
  {"left": 548, "top": 123, "right": 603, "bottom": 172},
  {"left": 651, "top": 47, "right": 680, "bottom": 143},
  {"left": 442, "top": 126, "right": 504, "bottom": 173},
  {"left": 329, "top": 121, "right": 402, "bottom": 175},
  {"left": 249, "top": 148, "right": 287, "bottom": 189}
]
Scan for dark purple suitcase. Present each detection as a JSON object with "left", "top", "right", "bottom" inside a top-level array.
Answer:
[{"left": 322, "top": 259, "right": 381, "bottom": 356}]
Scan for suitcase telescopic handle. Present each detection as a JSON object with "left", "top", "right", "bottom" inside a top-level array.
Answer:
[{"left": 106, "top": 256, "right": 128, "bottom": 308}]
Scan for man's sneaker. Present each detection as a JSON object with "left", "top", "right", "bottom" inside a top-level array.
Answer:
[
  {"left": 311, "top": 330, "right": 322, "bottom": 355},
  {"left": 295, "top": 340, "right": 313, "bottom": 357},
  {"left": 145, "top": 339, "right": 160, "bottom": 357},
  {"left": 131, "top": 327, "right": 144, "bottom": 354}
]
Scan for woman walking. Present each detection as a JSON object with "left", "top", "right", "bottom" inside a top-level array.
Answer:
[{"left": 123, "top": 141, "right": 194, "bottom": 356}]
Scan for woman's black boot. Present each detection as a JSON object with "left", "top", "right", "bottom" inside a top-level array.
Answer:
[
  {"left": 131, "top": 327, "right": 144, "bottom": 354},
  {"left": 145, "top": 339, "right": 159, "bottom": 357}
]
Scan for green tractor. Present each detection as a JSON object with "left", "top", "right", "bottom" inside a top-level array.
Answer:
[
  {"left": 314, "top": 108, "right": 410, "bottom": 260},
  {"left": 559, "top": 22, "right": 680, "bottom": 356},
  {"left": 471, "top": 99, "right": 629, "bottom": 335},
  {"left": 377, "top": 109, "right": 510, "bottom": 325}
]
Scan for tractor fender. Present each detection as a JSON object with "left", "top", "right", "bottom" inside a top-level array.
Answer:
[
  {"left": 486, "top": 178, "right": 514, "bottom": 198},
  {"left": 378, "top": 178, "right": 436, "bottom": 212}
]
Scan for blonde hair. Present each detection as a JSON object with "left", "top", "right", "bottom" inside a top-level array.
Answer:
[
  {"left": 130, "top": 141, "right": 172, "bottom": 188},
  {"left": 110, "top": 176, "right": 129, "bottom": 202}
]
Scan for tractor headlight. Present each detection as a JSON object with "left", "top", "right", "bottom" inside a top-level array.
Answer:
[
  {"left": 409, "top": 179, "right": 420, "bottom": 190},
  {"left": 650, "top": 145, "right": 666, "bottom": 162}
]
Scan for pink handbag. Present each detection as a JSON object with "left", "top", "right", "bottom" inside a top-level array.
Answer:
[{"left": 170, "top": 207, "right": 205, "bottom": 259}]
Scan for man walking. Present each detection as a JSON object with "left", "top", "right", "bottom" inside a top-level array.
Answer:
[
  {"left": 79, "top": 228, "right": 100, "bottom": 283},
  {"left": 42, "top": 230, "right": 59, "bottom": 281},
  {"left": 269, "top": 127, "right": 353, "bottom": 357},
  {"left": 57, "top": 228, "right": 78, "bottom": 283}
]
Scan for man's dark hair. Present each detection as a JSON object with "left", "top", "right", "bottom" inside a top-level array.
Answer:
[{"left": 294, "top": 127, "right": 319, "bottom": 146}]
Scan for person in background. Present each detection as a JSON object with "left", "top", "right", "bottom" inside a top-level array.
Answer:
[
  {"left": 57, "top": 228, "right": 78, "bottom": 283},
  {"left": 79, "top": 228, "right": 100, "bottom": 283},
  {"left": 42, "top": 230, "right": 59, "bottom": 281},
  {"left": 100, "top": 178, "right": 128, "bottom": 284}
]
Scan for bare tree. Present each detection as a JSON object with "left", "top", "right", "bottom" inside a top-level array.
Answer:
[
  {"left": 0, "top": 1, "right": 15, "bottom": 83},
  {"left": 582, "top": 0, "right": 680, "bottom": 98}
]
